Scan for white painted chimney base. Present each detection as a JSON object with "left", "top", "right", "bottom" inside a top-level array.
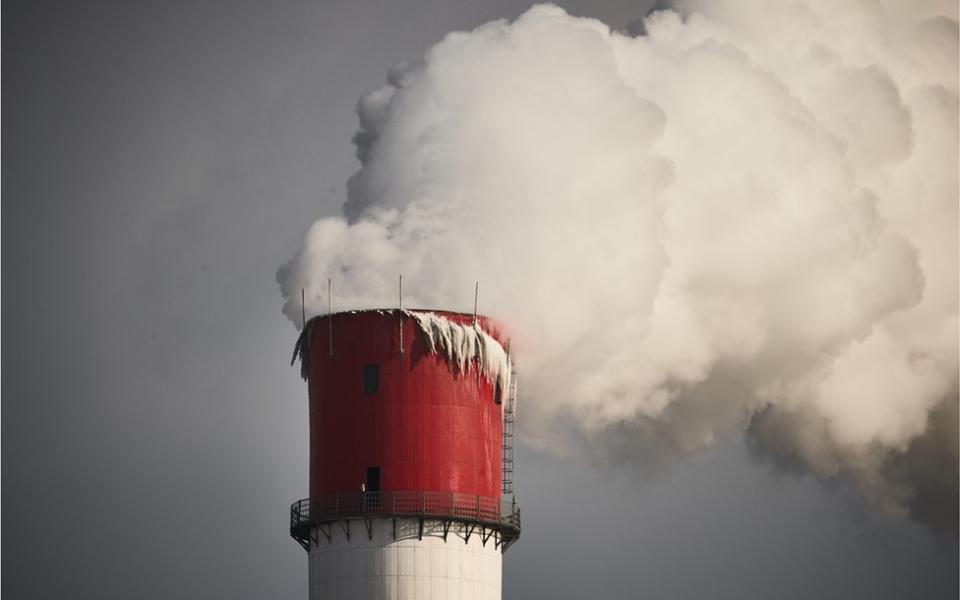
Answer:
[{"left": 308, "top": 518, "right": 502, "bottom": 600}]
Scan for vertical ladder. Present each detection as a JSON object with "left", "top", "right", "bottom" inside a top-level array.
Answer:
[{"left": 501, "top": 366, "right": 517, "bottom": 496}]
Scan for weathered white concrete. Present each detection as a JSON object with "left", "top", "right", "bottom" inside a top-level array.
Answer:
[{"left": 308, "top": 518, "right": 502, "bottom": 600}]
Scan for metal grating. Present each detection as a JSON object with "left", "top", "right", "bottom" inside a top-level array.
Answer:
[{"left": 289, "top": 491, "right": 521, "bottom": 552}]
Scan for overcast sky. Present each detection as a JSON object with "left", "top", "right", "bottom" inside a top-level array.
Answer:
[{"left": 3, "top": 1, "right": 957, "bottom": 598}]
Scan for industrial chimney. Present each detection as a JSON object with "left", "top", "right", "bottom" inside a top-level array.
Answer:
[{"left": 289, "top": 309, "right": 521, "bottom": 599}]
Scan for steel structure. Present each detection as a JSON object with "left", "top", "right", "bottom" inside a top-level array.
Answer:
[{"left": 288, "top": 309, "right": 520, "bottom": 600}]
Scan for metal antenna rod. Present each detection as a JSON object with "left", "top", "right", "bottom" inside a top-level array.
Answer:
[
  {"left": 328, "top": 278, "right": 333, "bottom": 358},
  {"left": 399, "top": 274, "right": 404, "bottom": 355},
  {"left": 473, "top": 281, "right": 480, "bottom": 385}
]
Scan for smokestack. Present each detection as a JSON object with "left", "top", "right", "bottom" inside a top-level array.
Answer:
[
  {"left": 289, "top": 309, "right": 520, "bottom": 598},
  {"left": 279, "top": 2, "right": 958, "bottom": 533}
]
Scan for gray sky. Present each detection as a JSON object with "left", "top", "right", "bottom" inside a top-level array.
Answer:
[{"left": 2, "top": 1, "right": 957, "bottom": 598}]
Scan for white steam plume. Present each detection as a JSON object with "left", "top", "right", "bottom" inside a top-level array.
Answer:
[{"left": 278, "top": 1, "right": 959, "bottom": 531}]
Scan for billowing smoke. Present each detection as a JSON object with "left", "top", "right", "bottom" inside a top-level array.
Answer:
[{"left": 278, "top": 1, "right": 959, "bottom": 532}]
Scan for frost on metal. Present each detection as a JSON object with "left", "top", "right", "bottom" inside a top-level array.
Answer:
[
  {"left": 405, "top": 310, "right": 512, "bottom": 402},
  {"left": 291, "top": 320, "right": 313, "bottom": 380},
  {"left": 291, "top": 309, "right": 512, "bottom": 401}
]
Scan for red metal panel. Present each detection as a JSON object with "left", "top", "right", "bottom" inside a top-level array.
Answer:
[{"left": 307, "top": 310, "right": 505, "bottom": 501}]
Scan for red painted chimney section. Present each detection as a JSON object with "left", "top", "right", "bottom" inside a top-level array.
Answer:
[{"left": 305, "top": 310, "right": 505, "bottom": 501}]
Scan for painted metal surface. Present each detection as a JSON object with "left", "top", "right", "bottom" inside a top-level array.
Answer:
[
  {"left": 306, "top": 310, "right": 505, "bottom": 501},
  {"left": 308, "top": 518, "right": 502, "bottom": 600}
]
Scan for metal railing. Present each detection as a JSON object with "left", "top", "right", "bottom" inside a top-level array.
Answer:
[{"left": 290, "top": 491, "right": 520, "bottom": 550}]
